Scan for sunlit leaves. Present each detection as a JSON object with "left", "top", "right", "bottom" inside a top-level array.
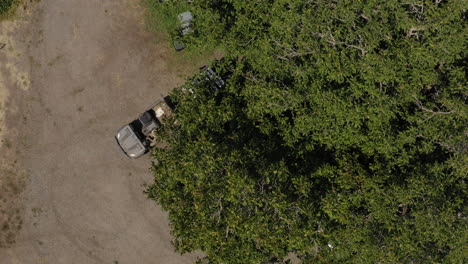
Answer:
[{"left": 147, "top": 0, "right": 467, "bottom": 263}]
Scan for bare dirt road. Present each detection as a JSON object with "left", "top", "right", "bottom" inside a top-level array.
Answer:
[{"left": 0, "top": 0, "right": 200, "bottom": 263}]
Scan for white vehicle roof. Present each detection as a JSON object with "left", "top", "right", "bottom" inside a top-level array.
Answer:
[{"left": 116, "top": 125, "right": 146, "bottom": 158}]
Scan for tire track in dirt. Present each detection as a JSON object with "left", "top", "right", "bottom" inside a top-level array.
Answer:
[{"left": 0, "top": 0, "right": 200, "bottom": 263}]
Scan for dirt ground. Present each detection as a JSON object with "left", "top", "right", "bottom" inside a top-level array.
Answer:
[{"left": 0, "top": 0, "right": 202, "bottom": 263}]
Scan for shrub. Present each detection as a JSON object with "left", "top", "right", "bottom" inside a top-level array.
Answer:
[{"left": 0, "top": 0, "right": 18, "bottom": 15}]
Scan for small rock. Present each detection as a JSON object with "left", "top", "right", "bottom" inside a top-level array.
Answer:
[{"left": 174, "top": 41, "right": 185, "bottom": 52}]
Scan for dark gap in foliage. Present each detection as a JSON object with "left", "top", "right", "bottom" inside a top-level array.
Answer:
[
  {"left": 375, "top": 40, "right": 390, "bottom": 54},
  {"left": 389, "top": 112, "right": 410, "bottom": 134}
]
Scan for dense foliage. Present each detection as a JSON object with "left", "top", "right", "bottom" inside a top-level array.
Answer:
[
  {"left": 0, "top": 0, "right": 18, "bottom": 15},
  {"left": 147, "top": 0, "right": 467, "bottom": 263}
]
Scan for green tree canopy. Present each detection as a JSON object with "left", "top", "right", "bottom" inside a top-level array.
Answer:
[
  {"left": 147, "top": 0, "right": 467, "bottom": 263},
  {"left": 0, "top": 0, "right": 19, "bottom": 15}
]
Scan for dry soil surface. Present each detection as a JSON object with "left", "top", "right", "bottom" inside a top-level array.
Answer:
[{"left": 0, "top": 0, "right": 200, "bottom": 263}]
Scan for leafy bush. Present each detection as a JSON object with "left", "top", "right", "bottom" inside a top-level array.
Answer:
[
  {"left": 147, "top": 0, "right": 225, "bottom": 52},
  {"left": 147, "top": 1, "right": 467, "bottom": 263},
  {"left": 0, "top": 0, "right": 18, "bottom": 15}
]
